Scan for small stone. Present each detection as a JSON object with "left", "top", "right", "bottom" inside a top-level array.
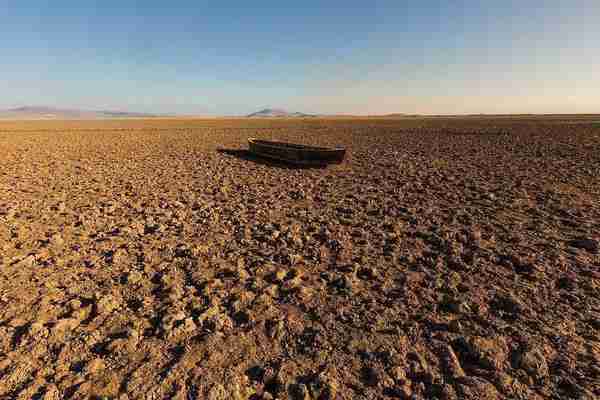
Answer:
[
  {"left": 516, "top": 346, "right": 548, "bottom": 380},
  {"left": 182, "top": 317, "right": 197, "bottom": 333},
  {"left": 126, "top": 271, "right": 143, "bottom": 284},
  {"left": 329, "top": 275, "right": 353, "bottom": 293},
  {"left": 274, "top": 269, "right": 287, "bottom": 281},
  {"left": 13, "top": 255, "right": 36, "bottom": 268},
  {"left": 449, "top": 319, "right": 463, "bottom": 333},
  {"left": 494, "top": 372, "right": 531, "bottom": 398},
  {"left": 56, "top": 202, "right": 67, "bottom": 213},
  {"left": 309, "top": 371, "right": 339, "bottom": 400},
  {"left": 29, "top": 322, "right": 48, "bottom": 338},
  {"left": 52, "top": 318, "right": 80, "bottom": 338},
  {"left": 265, "top": 319, "right": 284, "bottom": 339},
  {"left": 490, "top": 293, "right": 523, "bottom": 319},
  {"left": 162, "top": 311, "right": 186, "bottom": 330},
  {"left": 207, "top": 383, "right": 227, "bottom": 400},
  {"left": 42, "top": 384, "right": 60, "bottom": 400},
  {"left": 447, "top": 271, "right": 462, "bottom": 290},
  {"left": 440, "top": 383, "right": 458, "bottom": 400},
  {"left": 97, "top": 294, "right": 121, "bottom": 314},
  {"left": 67, "top": 299, "right": 82, "bottom": 311},
  {"left": 50, "top": 233, "right": 64, "bottom": 247},
  {"left": 85, "top": 358, "right": 106, "bottom": 374},
  {"left": 8, "top": 318, "right": 26, "bottom": 328},
  {"left": 72, "top": 305, "right": 92, "bottom": 321},
  {"left": 456, "top": 376, "right": 500, "bottom": 400},
  {"left": 390, "top": 366, "right": 407, "bottom": 383},
  {"left": 442, "top": 295, "right": 471, "bottom": 314},
  {"left": 408, "top": 351, "right": 430, "bottom": 379},
  {"left": 457, "top": 336, "right": 508, "bottom": 371},
  {"left": 588, "top": 316, "right": 600, "bottom": 330},
  {"left": 289, "top": 189, "right": 306, "bottom": 200},
  {"left": 357, "top": 266, "right": 377, "bottom": 280}
]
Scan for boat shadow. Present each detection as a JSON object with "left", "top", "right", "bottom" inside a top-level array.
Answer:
[{"left": 216, "top": 148, "right": 328, "bottom": 170}]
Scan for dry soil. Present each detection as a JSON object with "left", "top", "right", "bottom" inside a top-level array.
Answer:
[{"left": 0, "top": 117, "right": 599, "bottom": 399}]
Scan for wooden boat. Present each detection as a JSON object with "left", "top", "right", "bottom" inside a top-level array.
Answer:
[{"left": 248, "top": 138, "right": 345, "bottom": 165}]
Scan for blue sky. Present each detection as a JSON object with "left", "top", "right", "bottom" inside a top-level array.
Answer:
[{"left": 1, "top": 1, "right": 599, "bottom": 115}]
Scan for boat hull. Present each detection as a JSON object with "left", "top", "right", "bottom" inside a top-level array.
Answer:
[{"left": 248, "top": 138, "right": 345, "bottom": 165}]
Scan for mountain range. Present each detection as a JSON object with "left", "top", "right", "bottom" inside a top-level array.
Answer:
[
  {"left": 246, "top": 108, "right": 314, "bottom": 118},
  {"left": 0, "top": 106, "right": 160, "bottom": 119}
]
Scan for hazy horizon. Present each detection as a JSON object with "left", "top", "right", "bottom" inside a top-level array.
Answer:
[{"left": 2, "top": 1, "right": 599, "bottom": 115}]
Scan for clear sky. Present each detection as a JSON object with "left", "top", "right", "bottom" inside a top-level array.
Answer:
[{"left": 1, "top": 1, "right": 599, "bottom": 115}]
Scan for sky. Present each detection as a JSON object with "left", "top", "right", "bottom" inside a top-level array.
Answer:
[{"left": 1, "top": 1, "right": 599, "bottom": 115}]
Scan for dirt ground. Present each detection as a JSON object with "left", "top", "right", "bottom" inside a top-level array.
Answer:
[{"left": 0, "top": 117, "right": 599, "bottom": 399}]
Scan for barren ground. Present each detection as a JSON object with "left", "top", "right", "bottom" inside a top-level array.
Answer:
[{"left": 0, "top": 117, "right": 599, "bottom": 399}]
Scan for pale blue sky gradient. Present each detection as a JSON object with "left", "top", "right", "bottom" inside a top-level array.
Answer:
[{"left": 1, "top": 1, "right": 599, "bottom": 115}]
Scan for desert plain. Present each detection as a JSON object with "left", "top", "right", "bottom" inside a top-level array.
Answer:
[{"left": 0, "top": 116, "right": 599, "bottom": 399}]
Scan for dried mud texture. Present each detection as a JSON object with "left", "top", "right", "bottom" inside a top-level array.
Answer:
[{"left": 0, "top": 117, "right": 599, "bottom": 400}]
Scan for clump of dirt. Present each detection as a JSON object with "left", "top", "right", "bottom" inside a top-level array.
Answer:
[{"left": 0, "top": 117, "right": 599, "bottom": 399}]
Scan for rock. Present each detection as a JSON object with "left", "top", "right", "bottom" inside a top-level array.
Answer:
[
  {"left": 274, "top": 269, "right": 287, "bottom": 281},
  {"left": 8, "top": 318, "right": 26, "bottom": 328},
  {"left": 265, "top": 319, "right": 284, "bottom": 339},
  {"left": 49, "top": 233, "right": 64, "bottom": 247},
  {"left": 199, "top": 306, "right": 233, "bottom": 332},
  {"left": 568, "top": 238, "right": 599, "bottom": 253},
  {"left": 168, "top": 317, "right": 197, "bottom": 339},
  {"left": 161, "top": 311, "right": 186, "bottom": 331},
  {"left": 96, "top": 294, "right": 121, "bottom": 314},
  {"left": 361, "top": 366, "right": 380, "bottom": 387},
  {"left": 457, "top": 336, "right": 508, "bottom": 371},
  {"left": 329, "top": 275, "right": 353, "bottom": 293},
  {"left": 449, "top": 319, "right": 462, "bottom": 333},
  {"left": 390, "top": 366, "right": 407, "bottom": 383},
  {"left": 207, "top": 383, "right": 227, "bottom": 400},
  {"left": 494, "top": 372, "right": 531, "bottom": 399},
  {"left": 557, "top": 273, "right": 578, "bottom": 290},
  {"left": 588, "top": 315, "right": 600, "bottom": 330},
  {"left": 516, "top": 346, "right": 548, "bottom": 380},
  {"left": 384, "top": 384, "right": 413, "bottom": 399},
  {"left": 490, "top": 293, "right": 523, "bottom": 319},
  {"left": 440, "top": 383, "right": 458, "bottom": 400},
  {"left": 446, "top": 271, "right": 462, "bottom": 290},
  {"left": 52, "top": 318, "right": 80, "bottom": 338},
  {"left": 56, "top": 202, "right": 67, "bottom": 213},
  {"left": 441, "top": 295, "right": 471, "bottom": 314},
  {"left": 439, "top": 344, "right": 465, "bottom": 378},
  {"left": 85, "top": 358, "right": 106, "bottom": 374},
  {"left": 309, "top": 371, "right": 339, "bottom": 400},
  {"left": 289, "top": 383, "right": 310, "bottom": 400},
  {"left": 107, "top": 338, "right": 130, "bottom": 354},
  {"left": 67, "top": 299, "right": 82, "bottom": 311},
  {"left": 13, "top": 255, "right": 36, "bottom": 268},
  {"left": 72, "top": 305, "right": 92, "bottom": 321},
  {"left": 456, "top": 376, "right": 500, "bottom": 400},
  {"left": 126, "top": 270, "right": 143, "bottom": 284},
  {"left": 357, "top": 266, "right": 377, "bottom": 280},
  {"left": 42, "top": 384, "right": 60, "bottom": 400},
  {"left": 174, "top": 244, "right": 193, "bottom": 258},
  {"left": 29, "top": 322, "right": 48, "bottom": 339},
  {"left": 408, "top": 351, "right": 430, "bottom": 380}
]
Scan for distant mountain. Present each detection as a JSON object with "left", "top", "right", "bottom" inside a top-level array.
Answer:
[
  {"left": 0, "top": 106, "right": 161, "bottom": 119},
  {"left": 246, "top": 108, "right": 314, "bottom": 118}
]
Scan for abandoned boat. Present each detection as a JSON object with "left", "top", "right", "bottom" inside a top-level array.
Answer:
[{"left": 248, "top": 138, "right": 346, "bottom": 165}]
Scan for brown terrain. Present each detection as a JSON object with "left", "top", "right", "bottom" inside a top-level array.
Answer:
[{"left": 0, "top": 117, "right": 599, "bottom": 399}]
